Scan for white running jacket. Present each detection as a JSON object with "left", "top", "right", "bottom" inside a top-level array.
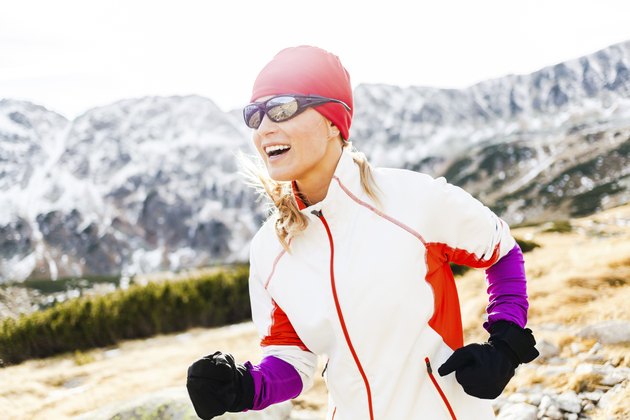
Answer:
[{"left": 248, "top": 149, "right": 516, "bottom": 420}]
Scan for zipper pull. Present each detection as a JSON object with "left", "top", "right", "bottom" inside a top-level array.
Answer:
[
  {"left": 311, "top": 209, "right": 323, "bottom": 217},
  {"left": 425, "top": 357, "right": 432, "bottom": 374}
]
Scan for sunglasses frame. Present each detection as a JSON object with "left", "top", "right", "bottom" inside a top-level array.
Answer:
[{"left": 243, "top": 94, "right": 351, "bottom": 129}]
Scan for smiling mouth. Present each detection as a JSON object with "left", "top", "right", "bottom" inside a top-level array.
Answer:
[{"left": 265, "top": 145, "right": 291, "bottom": 157}]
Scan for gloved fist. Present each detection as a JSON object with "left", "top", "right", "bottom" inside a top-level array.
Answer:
[
  {"left": 437, "top": 321, "right": 539, "bottom": 399},
  {"left": 186, "top": 351, "right": 254, "bottom": 419}
]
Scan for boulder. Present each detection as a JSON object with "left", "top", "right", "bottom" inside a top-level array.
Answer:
[
  {"left": 497, "top": 402, "right": 537, "bottom": 420},
  {"left": 578, "top": 320, "right": 630, "bottom": 344},
  {"left": 534, "top": 339, "right": 560, "bottom": 360},
  {"left": 556, "top": 390, "right": 581, "bottom": 413},
  {"left": 74, "top": 387, "right": 293, "bottom": 420}
]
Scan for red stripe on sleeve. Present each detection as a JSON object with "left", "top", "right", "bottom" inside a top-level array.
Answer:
[
  {"left": 424, "top": 242, "right": 500, "bottom": 350},
  {"left": 261, "top": 300, "right": 310, "bottom": 351}
]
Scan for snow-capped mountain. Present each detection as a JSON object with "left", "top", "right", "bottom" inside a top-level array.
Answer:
[
  {"left": 0, "top": 95, "right": 262, "bottom": 282},
  {"left": 1, "top": 41, "right": 629, "bottom": 282},
  {"left": 352, "top": 40, "right": 630, "bottom": 223}
]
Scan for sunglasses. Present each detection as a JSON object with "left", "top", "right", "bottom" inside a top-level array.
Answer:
[{"left": 243, "top": 94, "right": 351, "bottom": 129}]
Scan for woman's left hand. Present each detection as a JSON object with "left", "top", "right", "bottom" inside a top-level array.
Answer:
[{"left": 437, "top": 321, "right": 539, "bottom": 399}]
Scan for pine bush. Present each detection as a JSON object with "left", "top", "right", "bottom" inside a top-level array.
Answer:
[{"left": 0, "top": 265, "right": 250, "bottom": 366}]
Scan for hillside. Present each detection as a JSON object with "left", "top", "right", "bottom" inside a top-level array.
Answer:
[
  {"left": 2, "top": 40, "right": 630, "bottom": 283},
  {"left": 0, "top": 204, "right": 628, "bottom": 419}
]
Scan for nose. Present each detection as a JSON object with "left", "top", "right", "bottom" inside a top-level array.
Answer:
[{"left": 256, "top": 113, "right": 279, "bottom": 137}]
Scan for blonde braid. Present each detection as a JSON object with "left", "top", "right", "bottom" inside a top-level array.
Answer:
[{"left": 238, "top": 142, "right": 380, "bottom": 252}]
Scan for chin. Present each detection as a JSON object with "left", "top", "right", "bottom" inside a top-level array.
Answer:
[
  {"left": 265, "top": 166, "right": 294, "bottom": 182},
  {"left": 268, "top": 172, "right": 294, "bottom": 182}
]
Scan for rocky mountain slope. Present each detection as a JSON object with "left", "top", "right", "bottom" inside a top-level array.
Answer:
[
  {"left": 351, "top": 40, "right": 630, "bottom": 224},
  {"left": 1, "top": 41, "right": 629, "bottom": 281}
]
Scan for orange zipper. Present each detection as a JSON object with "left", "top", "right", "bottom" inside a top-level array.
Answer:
[
  {"left": 316, "top": 210, "right": 375, "bottom": 420},
  {"left": 425, "top": 357, "right": 457, "bottom": 420}
]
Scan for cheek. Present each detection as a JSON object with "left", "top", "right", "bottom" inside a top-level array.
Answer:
[
  {"left": 302, "top": 132, "right": 328, "bottom": 157},
  {"left": 291, "top": 118, "right": 328, "bottom": 154},
  {"left": 252, "top": 134, "right": 264, "bottom": 155}
]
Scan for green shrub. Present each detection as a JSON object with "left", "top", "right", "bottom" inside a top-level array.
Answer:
[
  {"left": 542, "top": 220, "right": 573, "bottom": 233},
  {"left": 450, "top": 263, "right": 471, "bottom": 277},
  {"left": 515, "top": 237, "right": 541, "bottom": 253},
  {"left": 0, "top": 265, "right": 250, "bottom": 366},
  {"left": 12, "top": 274, "right": 121, "bottom": 294}
]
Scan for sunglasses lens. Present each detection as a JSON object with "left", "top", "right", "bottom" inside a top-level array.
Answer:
[
  {"left": 266, "top": 96, "right": 299, "bottom": 122},
  {"left": 243, "top": 105, "right": 262, "bottom": 129}
]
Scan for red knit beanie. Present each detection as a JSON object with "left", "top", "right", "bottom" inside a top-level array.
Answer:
[{"left": 250, "top": 45, "right": 354, "bottom": 141}]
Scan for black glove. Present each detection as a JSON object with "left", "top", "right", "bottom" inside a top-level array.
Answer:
[
  {"left": 186, "top": 351, "right": 255, "bottom": 419},
  {"left": 437, "top": 321, "right": 539, "bottom": 399}
]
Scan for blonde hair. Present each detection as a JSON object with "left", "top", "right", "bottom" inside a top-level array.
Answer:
[{"left": 238, "top": 142, "right": 381, "bottom": 251}]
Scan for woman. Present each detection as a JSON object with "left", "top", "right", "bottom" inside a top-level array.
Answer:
[{"left": 186, "top": 46, "right": 538, "bottom": 420}]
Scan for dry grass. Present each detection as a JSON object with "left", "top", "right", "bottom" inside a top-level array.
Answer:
[
  {"left": 1, "top": 203, "right": 629, "bottom": 419},
  {"left": 0, "top": 324, "right": 265, "bottom": 419},
  {"left": 566, "top": 373, "right": 605, "bottom": 393},
  {"left": 459, "top": 203, "right": 630, "bottom": 335}
]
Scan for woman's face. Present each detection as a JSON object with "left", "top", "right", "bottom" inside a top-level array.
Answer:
[{"left": 252, "top": 96, "right": 340, "bottom": 182}]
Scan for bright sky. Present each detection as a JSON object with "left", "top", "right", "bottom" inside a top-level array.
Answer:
[{"left": 2, "top": 0, "right": 630, "bottom": 120}]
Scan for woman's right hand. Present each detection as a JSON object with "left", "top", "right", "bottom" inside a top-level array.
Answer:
[{"left": 186, "top": 351, "right": 255, "bottom": 419}]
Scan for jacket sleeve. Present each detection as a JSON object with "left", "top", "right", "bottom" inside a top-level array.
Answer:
[
  {"left": 422, "top": 176, "right": 516, "bottom": 268},
  {"left": 420, "top": 176, "right": 529, "bottom": 333},
  {"left": 248, "top": 242, "right": 318, "bottom": 392},
  {"left": 483, "top": 243, "right": 529, "bottom": 330}
]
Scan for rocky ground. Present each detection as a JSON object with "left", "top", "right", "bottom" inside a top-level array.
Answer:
[
  {"left": 1, "top": 203, "right": 629, "bottom": 419},
  {"left": 493, "top": 320, "right": 630, "bottom": 419}
]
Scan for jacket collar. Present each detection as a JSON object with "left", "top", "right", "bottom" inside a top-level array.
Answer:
[{"left": 291, "top": 148, "right": 363, "bottom": 221}]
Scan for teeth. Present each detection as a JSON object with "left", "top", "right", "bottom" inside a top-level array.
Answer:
[{"left": 265, "top": 145, "right": 291, "bottom": 154}]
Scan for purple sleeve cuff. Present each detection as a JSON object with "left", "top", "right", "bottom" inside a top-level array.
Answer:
[
  {"left": 244, "top": 355, "right": 303, "bottom": 411},
  {"left": 483, "top": 243, "right": 529, "bottom": 332}
]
